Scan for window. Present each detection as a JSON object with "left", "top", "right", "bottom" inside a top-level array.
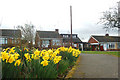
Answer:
[
  {"left": 2, "top": 38, "right": 5, "bottom": 44},
  {"left": 72, "top": 35, "right": 76, "bottom": 38},
  {"left": 42, "top": 40, "right": 49, "bottom": 47},
  {"left": 0, "top": 38, "right": 6, "bottom": 44},
  {"left": 109, "top": 43, "right": 115, "bottom": 49},
  {"left": 5, "top": 38, "right": 7, "bottom": 44},
  {"left": 63, "top": 35, "right": 68, "bottom": 38},
  {"left": 118, "top": 43, "right": 120, "bottom": 49},
  {"left": 53, "top": 40, "right": 60, "bottom": 46},
  {"left": 74, "top": 44, "right": 77, "bottom": 47}
]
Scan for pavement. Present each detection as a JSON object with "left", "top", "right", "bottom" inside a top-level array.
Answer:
[{"left": 72, "top": 53, "right": 118, "bottom": 78}]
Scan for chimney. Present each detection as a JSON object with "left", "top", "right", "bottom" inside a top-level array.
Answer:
[
  {"left": 105, "top": 34, "right": 109, "bottom": 36},
  {"left": 55, "top": 29, "right": 59, "bottom": 33}
]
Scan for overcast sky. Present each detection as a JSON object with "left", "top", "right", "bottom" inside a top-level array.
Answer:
[{"left": 0, "top": 0, "right": 119, "bottom": 42}]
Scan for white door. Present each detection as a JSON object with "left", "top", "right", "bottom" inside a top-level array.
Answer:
[{"left": 104, "top": 44, "right": 107, "bottom": 51}]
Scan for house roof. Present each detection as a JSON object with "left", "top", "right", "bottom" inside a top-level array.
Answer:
[
  {"left": 0, "top": 29, "right": 21, "bottom": 38},
  {"left": 37, "top": 31, "right": 62, "bottom": 38},
  {"left": 60, "top": 34, "right": 78, "bottom": 36},
  {"left": 92, "top": 35, "right": 120, "bottom": 42},
  {"left": 63, "top": 37, "right": 82, "bottom": 43},
  {"left": 60, "top": 34, "right": 82, "bottom": 43}
]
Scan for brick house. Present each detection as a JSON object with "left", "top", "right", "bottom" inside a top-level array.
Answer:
[
  {"left": 60, "top": 34, "right": 82, "bottom": 49},
  {"left": 0, "top": 29, "right": 21, "bottom": 48},
  {"left": 88, "top": 34, "right": 120, "bottom": 51},
  {"left": 35, "top": 29, "right": 63, "bottom": 49}
]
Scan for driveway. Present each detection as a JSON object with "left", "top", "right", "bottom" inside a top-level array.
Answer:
[{"left": 72, "top": 54, "right": 118, "bottom": 78}]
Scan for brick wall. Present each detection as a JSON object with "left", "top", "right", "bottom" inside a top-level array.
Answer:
[{"left": 88, "top": 37, "right": 98, "bottom": 43}]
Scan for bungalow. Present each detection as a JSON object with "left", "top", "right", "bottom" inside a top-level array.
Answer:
[
  {"left": 60, "top": 34, "right": 82, "bottom": 49},
  {"left": 35, "top": 29, "right": 63, "bottom": 49},
  {"left": 0, "top": 29, "right": 21, "bottom": 48},
  {"left": 88, "top": 34, "right": 120, "bottom": 51}
]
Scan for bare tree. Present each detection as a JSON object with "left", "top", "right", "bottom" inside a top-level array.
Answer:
[
  {"left": 16, "top": 23, "right": 36, "bottom": 47},
  {"left": 99, "top": 2, "right": 120, "bottom": 33}
]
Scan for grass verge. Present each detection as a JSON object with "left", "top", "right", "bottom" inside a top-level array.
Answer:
[{"left": 82, "top": 51, "right": 120, "bottom": 57}]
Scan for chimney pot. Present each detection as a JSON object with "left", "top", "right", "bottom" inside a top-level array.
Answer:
[
  {"left": 105, "top": 34, "right": 109, "bottom": 36},
  {"left": 55, "top": 29, "right": 59, "bottom": 33}
]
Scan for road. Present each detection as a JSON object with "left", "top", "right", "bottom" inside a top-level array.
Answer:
[{"left": 72, "top": 54, "right": 118, "bottom": 78}]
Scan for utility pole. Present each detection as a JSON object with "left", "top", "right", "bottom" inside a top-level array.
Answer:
[{"left": 70, "top": 5, "right": 72, "bottom": 46}]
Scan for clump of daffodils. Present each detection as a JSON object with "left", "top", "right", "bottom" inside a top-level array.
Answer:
[
  {"left": 0, "top": 46, "right": 81, "bottom": 67},
  {"left": 0, "top": 47, "right": 21, "bottom": 66}
]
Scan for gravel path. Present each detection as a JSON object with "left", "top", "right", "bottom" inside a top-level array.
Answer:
[{"left": 72, "top": 54, "right": 118, "bottom": 78}]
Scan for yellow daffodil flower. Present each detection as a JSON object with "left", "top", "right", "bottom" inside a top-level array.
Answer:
[
  {"left": 40, "top": 50, "right": 46, "bottom": 57},
  {"left": 41, "top": 60, "right": 49, "bottom": 66},
  {"left": 9, "top": 47, "right": 15, "bottom": 54},
  {"left": 8, "top": 55, "right": 15, "bottom": 63},
  {"left": 60, "top": 47, "right": 65, "bottom": 51},
  {"left": 68, "top": 46, "right": 73, "bottom": 53},
  {"left": 72, "top": 51, "right": 75, "bottom": 56},
  {"left": 31, "top": 54, "right": 34, "bottom": 59},
  {"left": 53, "top": 56, "right": 62, "bottom": 64},
  {"left": 24, "top": 53, "right": 31, "bottom": 61},
  {"left": 48, "top": 49, "right": 53, "bottom": 55},
  {"left": 5, "top": 48, "right": 10, "bottom": 52},
  {"left": 43, "top": 55, "right": 49, "bottom": 60},
  {"left": 65, "top": 48, "right": 68, "bottom": 51},
  {"left": 1, "top": 51, "right": 9, "bottom": 61},
  {"left": 34, "top": 49, "right": 40, "bottom": 56},
  {"left": 14, "top": 53, "right": 20, "bottom": 60},
  {"left": 34, "top": 55, "right": 39, "bottom": 59},
  {"left": 14, "top": 59, "right": 21, "bottom": 66}
]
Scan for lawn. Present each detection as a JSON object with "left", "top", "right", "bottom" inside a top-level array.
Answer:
[{"left": 81, "top": 51, "right": 120, "bottom": 57}]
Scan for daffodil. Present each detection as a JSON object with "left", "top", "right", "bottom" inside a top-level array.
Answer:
[
  {"left": 34, "top": 49, "right": 40, "bottom": 56},
  {"left": 72, "top": 51, "right": 75, "bottom": 56},
  {"left": 54, "top": 50, "right": 60, "bottom": 55},
  {"left": 51, "top": 52, "right": 57, "bottom": 58},
  {"left": 14, "top": 53, "right": 20, "bottom": 60},
  {"left": 43, "top": 55, "right": 49, "bottom": 60},
  {"left": 68, "top": 46, "right": 73, "bottom": 53},
  {"left": 8, "top": 55, "right": 15, "bottom": 63},
  {"left": 31, "top": 54, "right": 34, "bottom": 59},
  {"left": 9, "top": 47, "right": 15, "bottom": 54},
  {"left": 34, "top": 55, "right": 39, "bottom": 59},
  {"left": 14, "top": 59, "right": 21, "bottom": 66},
  {"left": 11, "top": 47, "right": 15, "bottom": 50},
  {"left": 64, "top": 47, "right": 68, "bottom": 51},
  {"left": 48, "top": 49, "right": 53, "bottom": 55},
  {"left": 53, "top": 56, "right": 62, "bottom": 64},
  {"left": 1, "top": 51, "right": 9, "bottom": 61},
  {"left": 40, "top": 50, "right": 46, "bottom": 57},
  {"left": 60, "top": 47, "right": 65, "bottom": 51},
  {"left": 24, "top": 53, "right": 31, "bottom": 61},
  {"left": 57, "top": 48, "right": 61, "bottom": 52},
  {"left": 5, "top": 48, "right": 10, "bottom": 52},
  {"left": 41, "top": 60, "right": 49, "bottom": 66}
]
